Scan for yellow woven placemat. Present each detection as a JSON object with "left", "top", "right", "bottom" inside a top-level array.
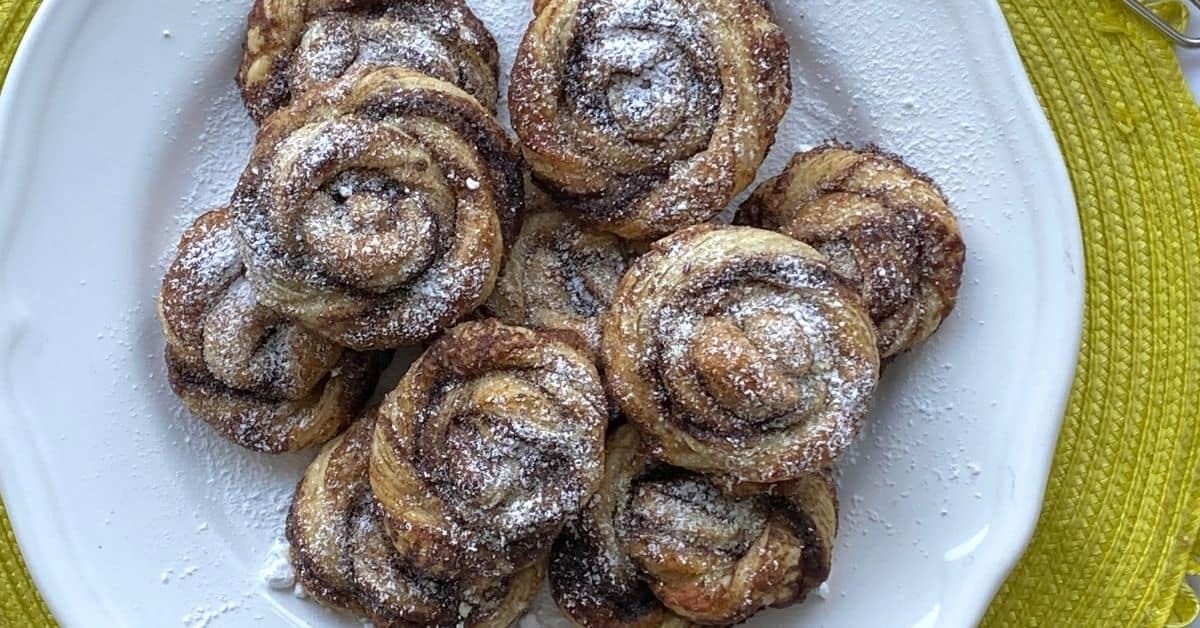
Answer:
[
  {"left": 2, "top": 1, "right": 1199, "bottom": 627},
  {"left": 982, "top": 1, "right": 1200, "bottom": 627}
]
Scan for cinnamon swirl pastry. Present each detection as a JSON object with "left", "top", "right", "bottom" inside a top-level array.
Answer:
[
  {"left": 552, "top": 425, "right": 836, "bottom": 627},
  {"left": 486, "top": 199, "right": 636, "bottom": 356},
  {"left": 629, "top": 471, "right": 837, "bottom": 625},
  {"left": 239, "top": 0, "right": 500, "bottom": 122},
  {"left": 737, "top": 144, "right": 967, "bottom": 358},
  {"left": 602, "top": 225, "right": 880, "bottom": 483},
  {"left": 509, "top": 0, "right": 791, "bottom": 239},
  {"left": 369, "top": 319, "right": 608, "bottom": 581},
  {"left": 550, "top": 425, "right": 689, "bottom": 628},
  {"left": 232, "top": 67, "right": 524, "bottom": 351},
  {"left": 288, "top": 417, "right": 544, "bottom": 627},
  {"left": 158, "top": 209, "right": 379, "bottom": 453}
]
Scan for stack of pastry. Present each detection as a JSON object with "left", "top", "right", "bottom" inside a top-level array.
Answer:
[
  {"left": 159, "top": 0, "right": 521, "bottom": 453},
  {"left": 292, "top": 319, "right": 608, "bottom": 625},
  {"left": 156, "top": 0, "right": 967, "bottom": 626}
]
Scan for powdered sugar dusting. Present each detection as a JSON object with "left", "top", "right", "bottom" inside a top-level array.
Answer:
[
  {"left": 387, "top": 323, "right": 607, "bottom": 574},
  {"left": 170, "top": 219, "right": 242, "bottom": 291},
  {"left": 489, "top": 210, "right": 633, "bottom": 355},
  {"left": 174, "top": 85, "right": 256, "bottom": 236},
  {"left": 181, "top": 598, "right": 245, "bottom": 628},
  {"left": 232, "top": 78, "right": 513, "bottom": 350},
  {"left": 621, "top": 233, "right": 878, "bottom": 481},
  {"left": 623, "top": 475, "right": 768, "bottom": 557},
  {"left": 108, "top": 0, "right": 1006, "bottom": 625},
  {"left": 259, "top": 537, "right": 295, "bottom": 590}
]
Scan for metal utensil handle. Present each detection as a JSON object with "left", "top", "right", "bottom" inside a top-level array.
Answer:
[{"left": 1123, "top": 0, "right": 1200, "bottom": 47}]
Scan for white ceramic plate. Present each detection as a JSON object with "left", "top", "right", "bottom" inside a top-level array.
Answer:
[{"left": 0, "top": 1, "right": 1083, "bottom": 626}]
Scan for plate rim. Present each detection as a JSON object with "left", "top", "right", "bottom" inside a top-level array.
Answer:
[
  {"left": 0, "top": 1, "right": 1085, "bottom": 626},
  {"left": 947, "top": 0, "right": 1084, "bottom": 623}
]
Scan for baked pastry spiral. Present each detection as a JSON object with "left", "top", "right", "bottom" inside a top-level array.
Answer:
[
  {"left": 629, "top": 472, "right": 837, "bottom": 625},
  {"left": 551, "top": 425, "right": 836, "bottom": 626},
  {"left": 738, "top": 144, "right": 967, "bottom": 358},
  {"left": 239, "top": 0, "right": 500, "bottom": 122},
  {"left": 486, "top": 198, "right": 636, "bottom": 356},
  {"left": 288, "top": 417, "right": 544, "bottom": 627},
  {"left": 158, "top": 209, "right": 379, "bottom": 453},
  {"left": 602, "top": 225, "right": 880, "bottom": 483},
  {"left": 369, "top": 319, "right": 608, "bottom": 581},
  {"left": 509, "top": 0, "right": 791, "bottom": 239},
  {"left": 550, "top": 425, "right": 689, "bottom": 628},
  {"left": 232, "top": 67, "right": 524, "bottom": 351}
]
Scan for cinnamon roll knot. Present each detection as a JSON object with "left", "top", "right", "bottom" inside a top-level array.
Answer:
[
  {"left": 602, "top": 225, "right": 880, "bottom": 483},
  {"left": 288, "top": 418, "right": 544, "bottom": 627},
  {"left": 158, "top": 209, "right": 378, "bottom": 453},
  {"left": 738, "top": 144, "right": 966, "bottom": 358},
  {"left": 551, "top": 426, "right": 837, "bottom": 626},
  {"left": 370, "top": 319, "right": 608, "bottom": 580},
  {"left": 233, "top": 68, "right": 524, "bottom": 350},
  {"left": 487, "top": 200, "right": 636, "bottom": 356},
  {"left": 239, "top": 0, "right": 500, "bottom": 122},
  {"left": 509, "top": 0, "right": 791, "bottom": 239}
]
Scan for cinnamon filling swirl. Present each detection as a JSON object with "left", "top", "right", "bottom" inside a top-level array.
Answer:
[
  {"left": 603, "top": 225, "right": 880, "bottom": 483},
  {"left": 561, "top": 0, "right": 721, "bottom": 159},
  {"left": 240, "top": 0, "right": 499, "bottom": 122},
  {"left": 370, "top": 319, "right": 608, "bottom": 581},
  {"left": 738, "top": 143, "right": 967, "bottom": 358},
  {"left": 510, "top": 0, "right": 791, "bottom": 239},
  {"left": 232, "top": 68, "right": 523, "bottom": 350},
  {"left": 158, "top": 209, "right": 379, "bottom": 453}
]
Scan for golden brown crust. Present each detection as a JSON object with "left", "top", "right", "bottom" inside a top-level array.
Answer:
[
  {"left": 737, "top": 143, "right": 967, "bottom": 358},
  {"left": 232, "top": 67, "right": 524, "bottom": 351},
  {"left": 486, "top": 196, "right": 636, "bottom": 356},
  {"left": 369, "top": 319, "right": 608, "bottom": 581},
  {"left": 158, "top": 209, "right": 380, "bottom": 453},
  {"left": 288, "top": 417, "right": 545, "bottom": 627},
  {"left": 238, "top": 0, "right": 500, "bottom": 122},
  {"left": 602, "top": 225, "right": 880, "bottom": 483},
  {"left": 508, "top": 0, "right": 791, "bottom": 239},
  {"left": 627, "top": 471, "right": 837, "bottom": 625},
  {"left": 550, "top": 426, "right": 691, "bottom": 628},
  {"left": 551, "top": 426, "right": 836, "bottom": 627}
]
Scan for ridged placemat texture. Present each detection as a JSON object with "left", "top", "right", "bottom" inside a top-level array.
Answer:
[{"left": 982, "top": 1, "right": 1200, "bottom": 627}]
